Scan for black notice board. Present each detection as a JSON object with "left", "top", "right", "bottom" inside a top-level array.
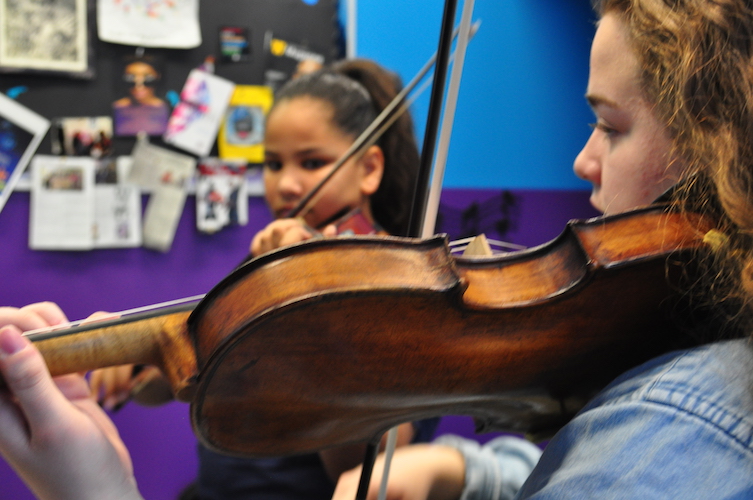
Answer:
[{"left": 1, "top": 0, "right": 342, "bottom": 157}]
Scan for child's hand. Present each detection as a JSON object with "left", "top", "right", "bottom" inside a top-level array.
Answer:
[
  {"left": 250, "top": 218, "right": 337, "bottom": 256},
  {"left": 90, "top": 365, "right": 172, "bottom": 410}
]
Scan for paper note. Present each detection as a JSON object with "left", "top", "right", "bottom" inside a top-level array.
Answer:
[{"left": 29, "top": 156, "right": 96, "bottom": 250}]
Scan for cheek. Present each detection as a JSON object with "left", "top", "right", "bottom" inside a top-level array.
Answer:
[
  {"left": 263, "top": 172, "right": 277, "bottom": 203},
  {"left": 637, "top": 134, "right": 680, "bottom": 193},
  {"left": 602, "top": 137, "right": 677, "bottom": 212}
]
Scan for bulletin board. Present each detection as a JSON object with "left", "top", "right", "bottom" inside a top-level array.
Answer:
[{"left": 0, "top": 0, "right": 343, "bottom": 158}]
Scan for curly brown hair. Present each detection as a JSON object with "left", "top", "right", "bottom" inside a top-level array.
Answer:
[{"left": 593, "top": 0, "right": 753, "bottom": 333}]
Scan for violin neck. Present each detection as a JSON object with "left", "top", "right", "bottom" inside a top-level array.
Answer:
[{"left": 30, "top": 309, "right": 198, "bottom": 400}]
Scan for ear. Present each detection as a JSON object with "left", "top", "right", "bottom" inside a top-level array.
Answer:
[{"left": 358, "top": 145, "right": 385, "bottom": 196}]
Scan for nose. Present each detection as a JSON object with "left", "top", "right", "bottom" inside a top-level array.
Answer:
[
  {"left": 275, "top": 166, "right": 304, "bottom": 199},
  {"left": 573, "top": 130, "right": 602, "bottom": 186}
]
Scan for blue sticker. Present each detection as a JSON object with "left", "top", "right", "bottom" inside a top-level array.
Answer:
[
  {"left": 5, "top": 86, "right": 28, "bottom": 99},
  {"left": 301, "top": 0, "right": 318, "bottom": 4},
  {"left": 166, "top": 90, "right": 180, "bottom": 107}
]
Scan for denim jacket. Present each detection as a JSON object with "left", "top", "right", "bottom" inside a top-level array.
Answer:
[{"left": 444, "top": 339, "right": 753, "bottom": 499}]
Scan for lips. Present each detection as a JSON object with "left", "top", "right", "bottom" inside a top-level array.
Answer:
[{"left": 275, "top": 205, "right": 296, "bottom": 218}]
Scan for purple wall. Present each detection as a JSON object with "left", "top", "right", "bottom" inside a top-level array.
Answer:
[{"left": 0, "top": 188, "right": 596, "bottom": 499}]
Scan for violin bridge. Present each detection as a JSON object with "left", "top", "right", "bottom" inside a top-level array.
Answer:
[{"left": 462, "top": 233, "right": 493, "bottom": 257}]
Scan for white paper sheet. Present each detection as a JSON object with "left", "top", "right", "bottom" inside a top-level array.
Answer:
[
  {"left": 94, "top": 183, "right": 142, "bottom": 248},
  {"left": 127, "top": 135, "right": 197, "bottom": 190},
  {"left": 142, "top": 183, "right": 186, "bottom": 252},
  {"left": 97, "top": 0, "right": 201, "bottom": 49},
  {"left": 29, "top": 156, "right": 96, "bottom": 250}
]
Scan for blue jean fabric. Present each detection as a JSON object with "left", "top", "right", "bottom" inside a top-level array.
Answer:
[
  {"left": 446, "top": 339, "right": 753, "bottom": 499},
  {"left": 435, "top": 435, "right": 542, "bottom": 500}
]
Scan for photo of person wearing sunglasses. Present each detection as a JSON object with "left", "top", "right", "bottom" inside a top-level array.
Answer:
[{"left": 113, "top": 56, "right": 170, "bottom": 137}]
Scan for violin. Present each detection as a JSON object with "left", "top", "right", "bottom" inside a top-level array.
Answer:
[{"left": 27, "top": 201, "right": 714, "bottom": 457}]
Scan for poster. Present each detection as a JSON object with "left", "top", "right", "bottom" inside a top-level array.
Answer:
[
  {"left": 196, "top": 158, "right": 247, "bottom": 233},
  {"left": 0, "top": 94, "right": 50, "bottom": 215},
  {"left": 163, "top": 69, "right": 235, "bottom": 157},
  {"left": 0, "top": 0, "right": 91, "bottom": 76},
  {"left": 113, "top": 55, "right": 170, "bottom": 136},
  {"left": 218, "top": 85, "right": 273, "bottom": 164}
]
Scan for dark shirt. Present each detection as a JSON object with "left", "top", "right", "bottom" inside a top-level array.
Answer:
[{"left": 192, "top": 418, "right": 440, "bottom": 500}]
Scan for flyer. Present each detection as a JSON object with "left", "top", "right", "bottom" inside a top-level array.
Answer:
[
  {"left": 218, "top": 85, "right": 273, "bottom": 164},
  {"left": 163, "top": 69, "right": 235, "bottom": 157}
]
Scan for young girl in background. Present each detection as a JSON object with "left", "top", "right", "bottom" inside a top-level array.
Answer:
[
  {"left": 91, "top": 58, "right": 441, "bottom": 500},
  {"left": 191, "top": 58, "right": 442, "bottom": 500}
]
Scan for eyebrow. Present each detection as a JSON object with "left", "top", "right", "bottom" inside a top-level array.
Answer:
[
  {"left": 264, "top": 148, "right": 329, "bottom": 159},
  {"left": 293, "top": 148, "right": 326, "bottom": 157},
  {"left": 586, "top": 93, "right": 620, "bottom": 109}
]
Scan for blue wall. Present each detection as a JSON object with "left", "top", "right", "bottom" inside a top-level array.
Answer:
[{"left": 353, "top": 0, "right": 596, "bottom": 190}]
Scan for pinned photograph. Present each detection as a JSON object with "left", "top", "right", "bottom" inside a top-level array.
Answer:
[
  {"left": 113, "top": 55, "right": 170, "bottom": 136},
  {"left": 196, "top": 158, "right": 248, "bottom": 233},
  {"left": 51, "top": 116, "right": 113, "bottom": 157}
]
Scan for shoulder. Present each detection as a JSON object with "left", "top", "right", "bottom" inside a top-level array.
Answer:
[
  {"left": 517, "top": 340, "right": 753, "bottom": 499},
  {"left": 590, "top": 339, "right": 753, "bottom": 440},
  {"left": 113, "top": 97, "right": 131, "bottom": 108}
]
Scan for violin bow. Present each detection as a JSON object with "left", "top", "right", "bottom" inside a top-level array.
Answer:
[
  {"left": 285, "top": 18, "right": 479, "bottom": 221},
  {"left": 354, "top": 0, "right": 477, "bottom": 499}
]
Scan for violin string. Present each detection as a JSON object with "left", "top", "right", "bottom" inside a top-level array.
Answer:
[
  {"left": 448, "top": 236, "right": 527, "bottom": 253},
  {"left": 290, "top": 70, "right": 428, "bottom": 220},
  {"left": 289, "top": 20, "right": 480, "bottom": 222},
  {"left": 297, "top": 84, "right": 430, "bottom": 221},
  {"left": 377, "top": 428, "right": 399, "bottom": 500},
  {"left": 22, "top": 294, "right": 206, "bottom": 338}
]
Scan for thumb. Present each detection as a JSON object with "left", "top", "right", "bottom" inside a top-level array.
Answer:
[{"left": 321, "top": 224, "right": 338, "bottom": 238}]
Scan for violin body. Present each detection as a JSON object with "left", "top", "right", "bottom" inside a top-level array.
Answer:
[
  {"left": 30, "top": 203, "right": 713, "bottom": 458},
  {"left": 187, "top": 203, "right": 711, "bottom": 456}
]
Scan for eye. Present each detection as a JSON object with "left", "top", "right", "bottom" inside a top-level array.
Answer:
[
  {"left": 264, "top": 159, "right": 282, "bottom": 172},
  {"left": 301, "top": 158, "right": 329, "bottom": 171},
  {"left": 589, "top": 121, "right": 618, "bottom": 137}
]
